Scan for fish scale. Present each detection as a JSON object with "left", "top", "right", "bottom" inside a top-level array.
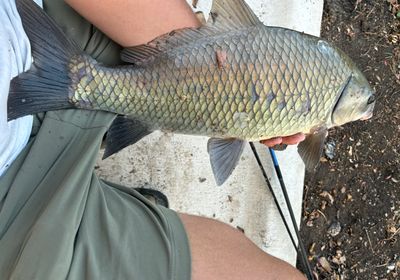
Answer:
[{"left": 70, "top": 26, "right": 348, "bottom": 140}]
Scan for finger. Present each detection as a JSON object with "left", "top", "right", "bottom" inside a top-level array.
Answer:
[
  {"left": 281, "top": 133, "right": 306, "bottom": 145},
  {"left": 260, "top": 137, "right": 282, "bottom": 147}
]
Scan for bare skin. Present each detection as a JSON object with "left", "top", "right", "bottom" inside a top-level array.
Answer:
[
  {"left": 180, "top": 213, "right": 306, "bottom": 280},
  {"left": 66, "top": 0, "right": 306, "bottom": 279},
  {"left": 261, "top": 133, "right": 306, "bottom": 147},
  {"left": 66, "top": 0, "right": 200, "bottom": 47}
]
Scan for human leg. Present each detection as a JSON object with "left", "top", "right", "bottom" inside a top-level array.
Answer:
[{"left": 179, "top": 213, "right": 306, "bottom": 280}]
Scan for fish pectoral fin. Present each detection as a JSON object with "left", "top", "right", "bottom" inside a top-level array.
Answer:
[
  {"left": 103, "top": 116, "right": 152, "bottom": 159},
  {"left": 207, "top": 138, "right": 246, "bottom": 186},
  {"left": 208, "top": 0, "right": 262, "bottom": 28},
  {"left": 297, "top": 129, "right": 328, "bottom": 171}
]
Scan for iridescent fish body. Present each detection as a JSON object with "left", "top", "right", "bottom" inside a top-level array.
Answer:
[{"left": 9, "top": 0, "right": 375, "bottom": 185}]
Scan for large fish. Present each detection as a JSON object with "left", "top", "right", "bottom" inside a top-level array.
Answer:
[{"left": 8, "top": 0, "right": 375, "bottom": 185}]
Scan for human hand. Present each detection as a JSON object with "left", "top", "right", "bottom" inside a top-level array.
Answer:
[{"left": 260, "top": 133, "right": 305, "bottom": 147}]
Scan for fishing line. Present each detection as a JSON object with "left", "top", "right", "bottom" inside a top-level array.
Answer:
[
  {"left": 249, "top": 143, "right": 298, "bottom": 248},
  {"left": 249, "top": 142, "right": 314, "bottom": 280},
  {"left": 268, "top": 148, "right": 314, "bottom": 279}
]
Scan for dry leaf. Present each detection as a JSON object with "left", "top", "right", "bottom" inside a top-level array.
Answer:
[
  {"left": 320, "top": 191, "right": 334, "bottom": 204},
  {"left": 318, "top": 257, "right": 332, "bottom": 273},
  {"left": 309, "top": 242, "right": 316, "bottom": 254}
]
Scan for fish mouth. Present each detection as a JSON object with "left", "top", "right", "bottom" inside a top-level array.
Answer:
[
  {"left": 360, "top": 112, "right": 373, "bottom": 120},
  {"left": 360, "top": 102, "right": 375, "bottom": 120},
  {"left": 361, "top": 94, "right": 375, "bottom": 120}
]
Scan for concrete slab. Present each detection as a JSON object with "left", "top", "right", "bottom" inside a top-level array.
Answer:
[{"left": 95, "top": 0, "right": 323, "bottom": 266}]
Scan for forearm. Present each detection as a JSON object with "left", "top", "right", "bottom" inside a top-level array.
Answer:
[{"left": 65, "top": 0, "right": 200, "bottom": 47}]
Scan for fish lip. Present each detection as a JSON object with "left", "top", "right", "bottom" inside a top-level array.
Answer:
[
  {"left": 360, "top": 102, "right": 375, "bottom": 120},
  {"left": 330, "top": 75, "right": 353, "bottom": 125},
  {"left": 360, "top": 111, "right": 373, "bottom": 120}
]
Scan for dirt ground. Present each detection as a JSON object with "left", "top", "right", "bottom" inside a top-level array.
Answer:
[{"left": 299, "top": 0, "right": 400, "bottom": 279}]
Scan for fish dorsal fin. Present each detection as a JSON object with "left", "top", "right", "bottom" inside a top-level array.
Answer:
[
  {"left": 121, "top": 26, "right": 220, "bottom": 64},
  {"left": 121, "top": 45, "right": 162, "bottom": 65},
  {"left": 209, "top": 0, "right": 261, "bottom": 28},
  {"left": 207, "top": 138, "right": 246, "bottom": 186},
  {"left": 103, "top": 116, "right": 152, "bottom": 159},
  {"left": 297, "top": 129, "right": 328, "bottom": 171},
  {"left": 121, "top": 0, "right": 261, "bottom": 65}
]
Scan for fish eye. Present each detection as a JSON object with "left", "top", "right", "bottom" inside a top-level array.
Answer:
[{"left": 367, "top": 94, "right": 375, "bottom": 105}]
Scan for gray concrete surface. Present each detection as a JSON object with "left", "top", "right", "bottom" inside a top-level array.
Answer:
[{"left": 96, "top": 0, "right": 323, "bottom": 266}]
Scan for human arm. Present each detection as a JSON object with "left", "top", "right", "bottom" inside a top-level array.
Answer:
[{"left": 65, "top": 0, "right": 201, "bottom": 47}]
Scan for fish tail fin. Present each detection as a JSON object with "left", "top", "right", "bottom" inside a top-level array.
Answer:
[{"left": 8, "top": 0, "right": 81, "bottom": 120}]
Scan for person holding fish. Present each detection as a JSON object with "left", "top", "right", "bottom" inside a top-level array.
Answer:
[{"left": 1, "top": 0, "right": 375, "bottom": 279}]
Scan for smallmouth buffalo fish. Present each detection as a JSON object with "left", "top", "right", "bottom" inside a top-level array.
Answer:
[{"left": 8, "top": 0, "right": 375, "bottom": 185}]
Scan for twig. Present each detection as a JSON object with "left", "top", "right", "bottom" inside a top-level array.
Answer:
[
  {"left": 375, "top": 261, "right": 390, "bottom": 268},
  {"left": 383, "top": 227, "right": 400, "bottom": 241},
  {"left": 317, "top": 210, "right": 328, "bottom": 222},
  {"left": 365, "top": 229, "right": 375, "bottom": 254}
]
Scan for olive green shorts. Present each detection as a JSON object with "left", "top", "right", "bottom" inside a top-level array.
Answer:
[
  {"left": 0, "top": 1, "right": 191, "bottom": 279},
  {"left": 0, "top": 111, "right": 191, "bottom": 280}
]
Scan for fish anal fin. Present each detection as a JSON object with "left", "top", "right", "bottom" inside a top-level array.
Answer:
[
  {"left": 103, "top": 116, "right": 152, "bottom": 159},
  {"left": 297, "top": 129, "right": 328, "bottom": 171},
  {"left": 207, "top": 138, "right": 246, "bottom": 186}
]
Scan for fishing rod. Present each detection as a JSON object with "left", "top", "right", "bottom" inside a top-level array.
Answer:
[{"left": 249, "top": 142, "right": 314, "bottom": 280}]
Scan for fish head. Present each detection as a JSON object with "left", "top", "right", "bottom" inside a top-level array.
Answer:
[{"left": 331, "top": 68, "right": 375, "bottom": 127}]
